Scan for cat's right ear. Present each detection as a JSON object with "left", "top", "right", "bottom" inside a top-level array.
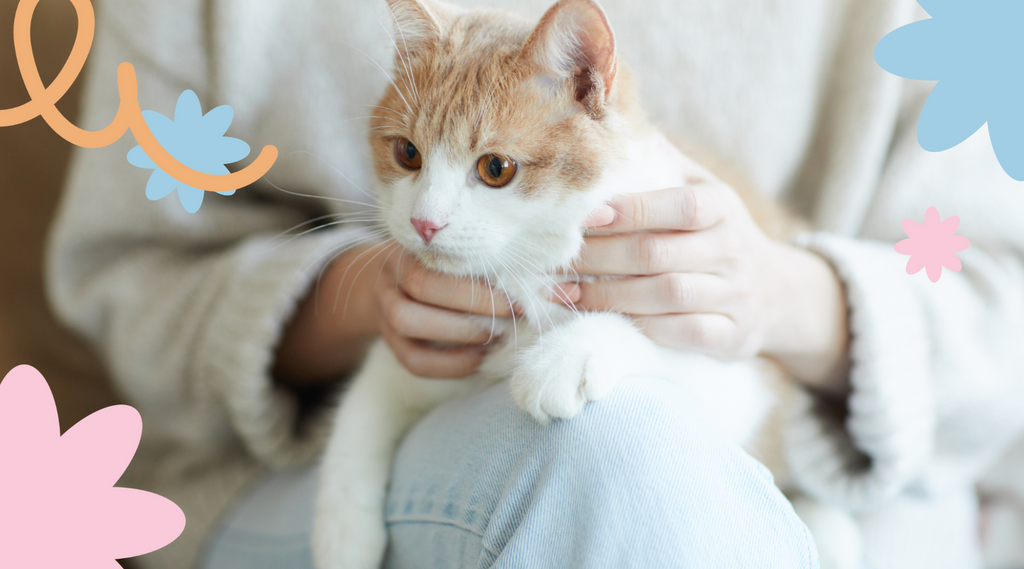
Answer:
[
  {"left": 386, "top": 0, "right": 446, "bottom": 60},
  {"left": 521, "top": 0, "right": 618, "bottom": 116}
]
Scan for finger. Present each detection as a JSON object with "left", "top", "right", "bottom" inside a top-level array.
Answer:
[
  {"left": 397, "top": 256, "right": 517, "bottom": 318},
  {"left": 381, "top": 326, "right": 486, "bottom": 379},
  {"left": 573, "top": 231, "right": 724, "bottom": 276},
  {"left": 574, "top": 273, "right": 730, "bottom": 315},
  {"left": 546, "top": 282, "right": 582, "bottom": 306},
  {"left": 633, "top": 313, "right": 737, "bottom": 356},
  {"left": 586, "top": 182, "right": 733, "bottom": 233},
  {"left": 381, "top": 287, "right": 501, "bottom": 345}
]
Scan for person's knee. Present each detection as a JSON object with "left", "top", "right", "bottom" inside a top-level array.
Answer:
[{"left": 535, "top": 375, "right": 730, "bottom": 475}]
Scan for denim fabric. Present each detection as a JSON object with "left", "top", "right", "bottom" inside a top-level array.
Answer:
[{"left": 202, "top": 377, "right": 819, "bottom": 569}]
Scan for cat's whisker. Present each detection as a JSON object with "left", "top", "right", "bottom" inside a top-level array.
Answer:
[
  {"left": 498, "top": 257, "right": 553, "bottom": 332},
  {"left": 262, "top": 176, "right": 382, "bottom": 210},
  {"left": 303, "top": 231, "right": 393, "bottom": 315},
  {"left": 270, "top": 217, "right": 385, "bottom": 252},
  {"left": 346, "top": 104, "right": 409, "bottom": 124},
  {"left": 486, "top": 257, "right": 517, "bottom": 350},
  {"left": 284, "top": 151, "right": 381, "bottom": 205},
  {"left": 505, "top": 251, "right": 579, "bottom": 317},
  {"left": 339, "top": 240, "right": 401, "bottom": 321},
  {"left": 376, "top": 6, "right": 421, "bottom": 106},
  {"left": 336, "top": 40, "right": 415, "bottom": 115},
  {"left": 469, "top": 252, "right": 502, "bottom": 346},
  {"left": 480, "top": 258, "right": 499, "bottom": 346},
  {"left": 342, "top": 115, "right": 407, "bottom": 126},
  {"left": 271, "top": 213, "right": 351, "bottom": 242},
  {"left": 333, "top": 239, "right": 399, "bottom": 315}
]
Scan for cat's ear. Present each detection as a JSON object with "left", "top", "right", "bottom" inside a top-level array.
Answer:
[
  {"left": 521, "top": 0, "right": 618, "bottom": 115},
  {"left": 385, "top": 0, "right": 447, "bottom": 59}
]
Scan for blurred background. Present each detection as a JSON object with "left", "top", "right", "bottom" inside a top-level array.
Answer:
[{"left": 0, "top": 0, "right": 121, "bottom": 432}]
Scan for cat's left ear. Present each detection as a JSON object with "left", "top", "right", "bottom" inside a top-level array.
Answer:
[{"left": 521, "top": 0, "right": 617, "bottom": 115}]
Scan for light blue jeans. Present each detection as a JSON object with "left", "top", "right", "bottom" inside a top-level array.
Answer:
[{"left": 201, "top": 377, "right": 819, "bottom": 568}]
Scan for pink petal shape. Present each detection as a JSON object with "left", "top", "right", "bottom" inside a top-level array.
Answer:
[
  {"left": 906, "top": 253, "right": 927, "bottom": 275},
  {"left": 901, "top": 218, "right": 923, "bottom": 238},
  {"left": 895, "top": 237, "right": 917, "bottom": 255},
  {"left": 895, "top": 207, "right": 971, "bottom": 283},
  {"left": 940, "top": 214, "right": 961, "bottom": 233},
  {"left": 59, "top": 405, "right": 141, "bottom": 491},
  {"left": 940, "top": 250, "right": 963, "bottom": 272},
  {"left": 0, "top": 365, "right": 185, "bottom": 569},
  {"left": 950, "top": 234, "right": 971, "bottom": 252}
]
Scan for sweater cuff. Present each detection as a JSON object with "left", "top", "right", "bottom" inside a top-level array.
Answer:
[
  {"left": 195, "top": 228, "right": 375, "bottom": 468},
  {"left": 784, "top": 232, "right": 935, "bottom": 511}
]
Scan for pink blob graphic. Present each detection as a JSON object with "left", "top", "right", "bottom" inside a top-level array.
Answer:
[
  {"left": 0, "top": 365, "right": 185, "bottom": 568},
  {"left": 894, "top": 206, "right": 971, "bottom": 283}
]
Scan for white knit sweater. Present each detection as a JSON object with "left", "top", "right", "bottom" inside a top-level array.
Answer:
[{"left": 46, "top": 0, "right": 1024, "bottom": 568}]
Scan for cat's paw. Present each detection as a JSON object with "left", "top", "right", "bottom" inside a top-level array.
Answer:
[
  {"left": 312, "top": 497, "right": 387, "bottom": 569},
  {"left": 510, "top": 313, "right": 643, "bottom": 424}
]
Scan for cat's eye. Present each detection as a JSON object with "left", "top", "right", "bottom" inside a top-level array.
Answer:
[
  {"left": 394, "top": 137, "right": 422, "bottom": 170},
  {"left": 476, "top": 154, "right": 518, "bottom": 188}
]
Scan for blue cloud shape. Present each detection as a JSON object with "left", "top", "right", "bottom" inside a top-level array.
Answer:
[
  {"left": 875, "top": 0, "right": 1024, "bottom": 180},
  {"left": 127, "top": 90, "right": 250, "bottom": 213}
]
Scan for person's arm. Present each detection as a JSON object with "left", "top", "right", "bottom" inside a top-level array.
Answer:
[
  {"left": 567, "top": 81, "right": 1024, "bottom": 511},
  {"left": 45, "top": 0, "right": 379, "bottom": 467},
  {"left": 48, "top": 0, "right": 519, "bottom": 468}
]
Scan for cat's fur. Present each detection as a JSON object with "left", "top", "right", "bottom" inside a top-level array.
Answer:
[{"left": 312, "top": 0, "right": 859, "bottom": 567}]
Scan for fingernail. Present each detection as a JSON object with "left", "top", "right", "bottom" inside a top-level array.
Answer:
[{"left": 584, "top": 205, "right": 615, "bottom": 228}]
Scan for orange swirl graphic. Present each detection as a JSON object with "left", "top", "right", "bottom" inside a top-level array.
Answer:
[{"left": 0, "top": 0, "right": 277, "bottom": 193}]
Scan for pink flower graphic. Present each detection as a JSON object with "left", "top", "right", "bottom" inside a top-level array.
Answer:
[
  {"left": 0, "top": 365, "right": 185, "bottom": 568},
  {"left": 895, "top": 206, "right": 971, "bottom": 283}
]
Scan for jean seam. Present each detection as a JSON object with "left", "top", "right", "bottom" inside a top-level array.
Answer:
[{"left": 387, "top": 516, "right": 487, "bottom": 539}]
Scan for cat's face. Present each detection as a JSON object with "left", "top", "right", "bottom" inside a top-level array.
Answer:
[{"left": 370, "top": 0, "right": 632, "bottom": 278}]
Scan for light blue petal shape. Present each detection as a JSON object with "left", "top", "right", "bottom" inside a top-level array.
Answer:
[
  {"left": 174, "top": 90, "right": 204, "bottom": 129},
  {"left": 217, "top": 137, "right": 251, "bottom": 164},
  {"left": 142, "top": 110, "right": 176, "bottom": 146},
  {"left": 916, "top": 0, "right": 956, "bottom": 19},
  {"left": 177, "top": 184, "right": 205, "bottom": 214},
  {"left": 918, "top": 80, "right": 987, "bottom": 152},
  {"left": 988, "top": 106, "right": 1024, "bottom": 181},
  {"left": 145, "top": 169, "right": 177, "bottom": 201},
  {"left": 217, "top": 189, "right": 237, "bottom": 196},
  {"left": 203, "top": 105, "right": 235, "bottom": 137},
  {"left": 127, "top": 146, "right": 157, "bottom": 169},
  {"left": 875, "top": 18, "right": 949, "bottom": 81}
]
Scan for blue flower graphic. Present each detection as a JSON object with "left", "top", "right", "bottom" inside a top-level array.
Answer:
[
  {"left": 127, "top": 90, "right": 250, "bottom": 213},
  {"left": 874, "top": 0, "right": 1024, "bottom": 180}
]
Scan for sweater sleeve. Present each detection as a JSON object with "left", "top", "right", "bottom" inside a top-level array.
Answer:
[
  {"left": 784, "top": 81, "right": 1024, "bottom": 511},
  {"left": 45, "top": 0, "right": 373, "bottom": 468}
]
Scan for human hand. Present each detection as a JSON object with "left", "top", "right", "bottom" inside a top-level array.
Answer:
[
  {"left": 274, "top": 243, "right": 516, "bottom": 384},
  {"left": 373, "top": 253, "right": 516, "bottom": 379},
  {"left": 561, "top": 177, "right": 850, "bottom": 394}
]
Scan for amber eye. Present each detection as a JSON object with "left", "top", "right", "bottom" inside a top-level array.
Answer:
[
  {"left": 394, "top": 138, "right": 422, "bottom": 170},
  {"left": 476, "top": 154, "right": 518, "bottom": 187}
]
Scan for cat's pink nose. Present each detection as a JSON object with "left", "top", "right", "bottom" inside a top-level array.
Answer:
[{"left": 411, "top": 217, "right": 447, "bottom": 244}]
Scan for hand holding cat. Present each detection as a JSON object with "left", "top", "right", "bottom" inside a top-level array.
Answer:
[
  {"left": 374, "top": 254, "right": 515, "bottom": 379},
  {"left": 565, "top": 179, "right": 852, "bottom": 395},
  {"left": 274, "top": 245, "right": 513, "bottom": 385}
]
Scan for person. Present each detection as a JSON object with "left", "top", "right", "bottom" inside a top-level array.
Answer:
[{"left": 45, "top": 0, "right": 1024, "bottom": 567}]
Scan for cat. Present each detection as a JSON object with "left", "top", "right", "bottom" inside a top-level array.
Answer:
[{"left": 312, "top": 0, "right": 860, "bottom": 567}]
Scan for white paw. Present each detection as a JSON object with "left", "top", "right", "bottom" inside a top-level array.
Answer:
[
  {"left": 510, "top": 314, "right": 640, "bottom": 424},
  {"left": 312, "top": 501, "right": 387, "bottom": 569},
  {"left": 790, "top": 495, "right": 862, "bottom": 569}
]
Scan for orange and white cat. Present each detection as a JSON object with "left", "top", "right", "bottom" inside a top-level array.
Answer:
[{"left": 312, "top": 1, "right": 860, "bottom": 568}]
